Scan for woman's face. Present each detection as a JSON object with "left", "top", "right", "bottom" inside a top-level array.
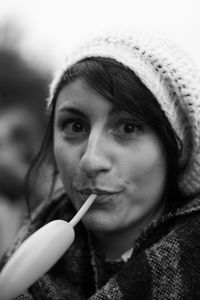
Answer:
[{"left": 54, "top": 79, "right": 167, "bottom": 234}]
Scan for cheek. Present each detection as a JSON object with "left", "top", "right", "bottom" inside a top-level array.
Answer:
[
  {"left": 123, "top": 141, "right": 167, "bottom": 194},
  {"left": 140, "top": 151, "right": 166, "bottom": 206},
  {"left": 54, "top": 142, "right": 79, "bottom": 187}
]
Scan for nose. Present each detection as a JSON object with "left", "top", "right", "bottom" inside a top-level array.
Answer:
[{"left": 80, "top": 132, "right": 111, "bottom": 177}]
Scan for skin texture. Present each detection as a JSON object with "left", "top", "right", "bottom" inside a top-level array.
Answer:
[{"left": 53, "top": 79, "right": 167, "bottom": 259}]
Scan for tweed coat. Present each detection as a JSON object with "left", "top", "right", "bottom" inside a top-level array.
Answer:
[{"left": 1, "top": 188, "right": 200, "bottom": 300}]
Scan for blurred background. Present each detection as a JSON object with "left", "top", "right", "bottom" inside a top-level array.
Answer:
[
  {"left": 0, "top": 0, "right": 199, "bottom": 258},
  {"left": 1, "top": 0, "right": 200, "bottom": 70}
]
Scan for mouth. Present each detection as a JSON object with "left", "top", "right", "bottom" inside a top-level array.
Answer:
[{"left": 77, "top": 188, "right": 119, "bottom": 203}]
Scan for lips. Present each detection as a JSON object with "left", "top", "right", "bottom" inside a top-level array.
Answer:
[
  {"left": 80, "top": 188, "right": 114, "bottom": 195},
  {"left": 77, "top": 188, "right": 118, "bottom": 203}
]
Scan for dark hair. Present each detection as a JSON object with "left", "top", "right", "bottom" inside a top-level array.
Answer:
[{"left": 27, "top": 57, "right": 184, "bottom": 212}]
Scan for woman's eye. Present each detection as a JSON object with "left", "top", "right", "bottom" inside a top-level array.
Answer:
[
  {"left": 61, "top": 120, "right": 89, "bottom": 137},
  {"left": 113, "top": 121, "right": 143, "bottom": 137}
]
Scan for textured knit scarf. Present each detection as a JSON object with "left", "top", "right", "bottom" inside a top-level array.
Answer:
[{"left": 1, "top": 188, "right": 200, "bottom": 299}]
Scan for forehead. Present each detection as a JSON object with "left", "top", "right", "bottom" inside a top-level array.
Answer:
[{"left": 55, "top": 79, "right": 113, "bottom": 113}]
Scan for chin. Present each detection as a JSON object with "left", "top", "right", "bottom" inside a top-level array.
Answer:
[{"left": 81, "top": 213, "right": 118, "bottom": 233}]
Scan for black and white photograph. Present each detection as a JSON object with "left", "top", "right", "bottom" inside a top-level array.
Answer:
[{"left": 0, "top": 1, "right": 200, "bottom": 299}]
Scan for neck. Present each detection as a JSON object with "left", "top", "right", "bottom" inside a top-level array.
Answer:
[{"left": 92, "top": 228, "right": 136, "bottom": 261}]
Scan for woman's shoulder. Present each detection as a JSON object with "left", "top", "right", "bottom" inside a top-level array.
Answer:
[
  {"left": 0, "top": 187, "right": 74, "bottom": 270},
  {"left": 132, "top": 196, "right": 200, "bottom": 255}
]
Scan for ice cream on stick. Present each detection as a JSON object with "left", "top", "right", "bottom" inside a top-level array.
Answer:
[{"left": 0, "top": 194, "right": 97, "bottom": 300}]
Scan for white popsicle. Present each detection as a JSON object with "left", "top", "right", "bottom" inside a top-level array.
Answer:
[{"left": 0, "top": 194, "right": 97, "bottom": 300}]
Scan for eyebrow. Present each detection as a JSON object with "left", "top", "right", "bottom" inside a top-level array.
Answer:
[
  {"left": 57, "top": 106, "right": 87, "bottom": 118},
  {"left": 57, "top": 103, "right": 120, "bottom": 118}
]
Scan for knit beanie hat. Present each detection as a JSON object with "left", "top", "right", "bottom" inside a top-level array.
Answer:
[{"left": 47, "top": 31, "right": 200, "bottom": 196}]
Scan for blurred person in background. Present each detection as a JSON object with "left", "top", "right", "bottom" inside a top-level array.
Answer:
[
  {"left": 0, "top": 23, "right": 52, "bottom": 258},
  {"left": 0, "top": 106, "right": 44, "bottom": 258}
]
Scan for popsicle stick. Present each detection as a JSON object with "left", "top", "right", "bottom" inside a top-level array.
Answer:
[{"left": 70, "top": 194, "right": 97, "bottom": 227}]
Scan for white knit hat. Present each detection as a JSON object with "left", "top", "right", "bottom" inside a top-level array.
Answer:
[{"left": 48, "top": 31, "right": 200, "bottom": 196}]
